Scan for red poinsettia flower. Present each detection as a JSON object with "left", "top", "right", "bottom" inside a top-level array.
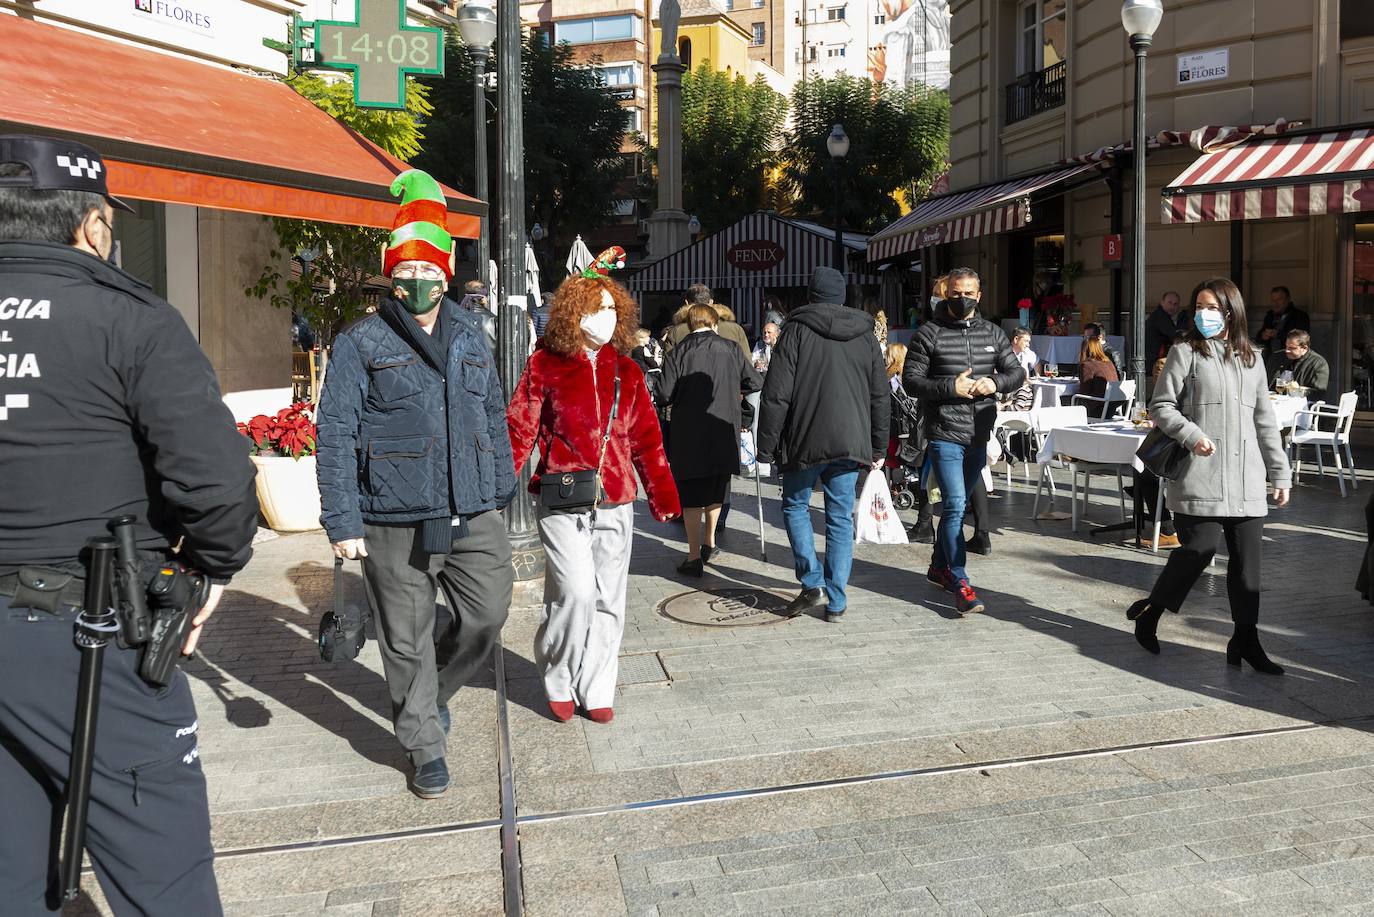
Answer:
[{"left": 237, "top": 403, "right": 317, "bottom": 459}]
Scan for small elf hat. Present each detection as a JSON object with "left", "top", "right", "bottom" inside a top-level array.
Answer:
[
  {"left": 581, "top": 245, "right": 627, "bottom": 279},
  {"left": 383, "top": 169, "right": 454, "bottom": 279}
]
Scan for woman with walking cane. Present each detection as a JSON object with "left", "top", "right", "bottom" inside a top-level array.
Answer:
[
  {"left": 507, "top": 251, "right": 680, "bottom": 725},
  {"left": 1126, "top": 278, "right": 1292, "bottom": 673}
]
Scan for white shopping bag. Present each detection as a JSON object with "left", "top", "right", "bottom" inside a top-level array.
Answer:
[
  {"left": 739, "top": 430, "right": 757, "bottom": 473},
  {"left": 854, "top": 471, "right": 909, "bottom": 545}
]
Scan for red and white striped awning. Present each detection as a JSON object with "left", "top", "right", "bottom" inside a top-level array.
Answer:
[
  {"left": 1162, "top": 126, "right": 1374, "bottom": 224},
  {"left": 867, "top": 162, "right": 1102, "bottom": 263}
]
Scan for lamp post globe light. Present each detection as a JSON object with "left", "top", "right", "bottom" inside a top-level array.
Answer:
[
  {"left": 827, "top": 124, "right": 849, "bottom": 271},
  {"left": 1122, "top": 0, "right": 1162, "bottom": 398},
  {"left": 456, "top": 0, "right": 496, "bottom": 280},
  {"left": 688, "top": 214, "right": 701, "bottom": 237}
]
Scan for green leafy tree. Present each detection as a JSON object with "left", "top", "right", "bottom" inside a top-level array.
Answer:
[
  {"left": 643, "top": 63, "right": 789, "bottom": 235},
  {"left": 781, "top": 75, "right": 949, "bottom": 232},
  {"left": 245, "top": 73, "right": 433, "bottom": 347},
  {"left": 417, "top": 34, "right": 628, "bottom": 258}
]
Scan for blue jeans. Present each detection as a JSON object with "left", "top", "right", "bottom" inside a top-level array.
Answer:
[
  {"left": 928, "top": 439, "right": 987, "bottom": 583},
  {"left": 780, "top": 460, "right": 860, "bottom": 613}
]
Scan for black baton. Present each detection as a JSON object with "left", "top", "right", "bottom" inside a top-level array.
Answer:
[{"left": 60, "top": 536, "right": 119, "bottom": 902}]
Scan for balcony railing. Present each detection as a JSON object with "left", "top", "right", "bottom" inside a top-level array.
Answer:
[{"left": 1004, "top": 60, "right": 1066, "bottom": 126}]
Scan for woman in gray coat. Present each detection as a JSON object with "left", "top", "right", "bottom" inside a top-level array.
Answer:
[{"left": 1128, "top": 278, "right": 1292, "bottom": 673}]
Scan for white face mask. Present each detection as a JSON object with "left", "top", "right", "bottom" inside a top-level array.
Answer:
[{"left": 581, "top": 308, "right": 617, "bottom": 348}]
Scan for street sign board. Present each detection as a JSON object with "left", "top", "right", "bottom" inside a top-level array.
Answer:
[
  {"left": 1102, "top": 233, "right": 1123, "bottom": 267},
  {"left": 314, "top": 0, "right": 444, "bottom": 109},
  {"left": 1177, "top": 48, "right": 1228, "bottom": 86}
]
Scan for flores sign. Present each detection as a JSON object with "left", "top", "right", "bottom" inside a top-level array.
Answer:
[
  {"left": 1178, "top": 48, "right": 1229, "bottom": 85},
  {"left": 726, "top": 240, "right": 785, "bottom": 271}
]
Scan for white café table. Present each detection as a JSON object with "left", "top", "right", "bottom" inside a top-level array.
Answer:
[
  {"left": 1032, "top": 334, "right": 1126, "bottom": 365},
  {"left": 1037, "top": 421, "right": 1150, "bottom": 532},
  {"left": 1269, "top": 393, "right": 1308, "bottom": 430},
  {"left": 1031, "top": 377, "right": 1079, "bottom": 404}
]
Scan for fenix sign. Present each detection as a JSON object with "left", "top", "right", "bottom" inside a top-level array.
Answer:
[{"left": 726, "top": 240, "right": 785, "bottom": 271}]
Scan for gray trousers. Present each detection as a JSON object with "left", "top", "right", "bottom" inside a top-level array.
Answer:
[
  {"left": 362, "top": 511, "right": 512, "bottom": 767},
  {"left": 536, "top": 503, "right": 634, "bottom": 710}
]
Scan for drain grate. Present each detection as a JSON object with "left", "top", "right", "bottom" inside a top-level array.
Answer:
[
  {"left": 618, "top": 651, "right": 671, "bottom": 687},
  {"left": 658, "top": 587, "right": 798, "bottom": 627}
]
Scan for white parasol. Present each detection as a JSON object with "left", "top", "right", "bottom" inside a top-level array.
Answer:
[
  {"left": 565, "top": 235, "right": 595, "bottom": 277},
  {"left": 524, "top": 243, "right": 542, "bottom": 307}
]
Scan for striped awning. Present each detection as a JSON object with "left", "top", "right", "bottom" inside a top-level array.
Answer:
[
  {"left": 867, "top": 162, "right": 1102, "bottom": 263},
  {"left": 625, "top": 211, "right": 880, "bottom": 292},
  {"left": 1161, "top": 126, "right": 1374, "bottom": 224}
]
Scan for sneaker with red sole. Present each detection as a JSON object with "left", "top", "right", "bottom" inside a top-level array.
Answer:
[
  {"left": 926, "top": 565, "right": 955, "bottom": 591},
  {"left": 955, "top": 580, "right": 984, "bottom": 616}
]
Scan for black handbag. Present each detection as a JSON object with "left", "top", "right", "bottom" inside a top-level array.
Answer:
[
  {"left": 1135, "top": 353, "right": 1196, "bottom": 481},
  {"left": 540, "top": 369, "right": 621, "bottom": 511},
  {"left": 318, "top": 558, "right": 367, "bottom": 663}
]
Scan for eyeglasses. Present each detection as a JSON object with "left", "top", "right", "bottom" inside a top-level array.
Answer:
[{"left": 392, "top": 265, "right": 447, "bottom": 280}]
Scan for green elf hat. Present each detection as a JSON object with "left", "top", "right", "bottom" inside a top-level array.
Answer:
[{"left": 383, "top": 169, "right": 454, "bottom": 279}]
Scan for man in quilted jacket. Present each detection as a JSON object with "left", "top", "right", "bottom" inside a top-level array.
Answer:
[
  {"left": 316, "top": 171, "right": 515, "bottom": 799},
  {"left": 904, "top": 267, "right": 1024, "bottom": 617}
]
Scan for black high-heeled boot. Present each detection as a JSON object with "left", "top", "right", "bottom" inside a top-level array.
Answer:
[
  {"left": 1129, "top": 599, "right": 1164, "bottom": 654},
  {"left": 1227, "top": 629, "right": 1284, "bottom": 675}
]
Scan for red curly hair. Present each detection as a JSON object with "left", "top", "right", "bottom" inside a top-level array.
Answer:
[{"left": 542, "top": 276, "right": 639, "bottom": 357}]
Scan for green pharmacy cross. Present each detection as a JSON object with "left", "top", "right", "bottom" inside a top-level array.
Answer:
[{"left": 312, "top": 0, "right": 444, "bottom": 109}]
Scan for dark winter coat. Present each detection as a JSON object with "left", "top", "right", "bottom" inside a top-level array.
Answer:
[
  {"left": 316, "top": 297, "right": 516, "bottom": 543},
  {"left": 0, "top": 242, "right": 258, "bottom": 580},
  {"left": 659, "top": 330, "right": 763, "bottom": 480},
  {"left": 756, "top": 302, "right": 890, "bottom": 471},
  {"left": 903, "top": 308, "right": 1025, "bottom": 446}
]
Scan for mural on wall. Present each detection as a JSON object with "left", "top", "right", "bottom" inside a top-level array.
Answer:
[{"left": 868, "top": 0, "right": 951, "bottom": 91}]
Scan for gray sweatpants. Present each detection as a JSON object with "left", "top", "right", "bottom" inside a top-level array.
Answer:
[
  {"left": 535, "top": 503, "right": 634, "bottom": 710},
  {"left": 362, "top": 511, "right": 513, "bottom": 767}
]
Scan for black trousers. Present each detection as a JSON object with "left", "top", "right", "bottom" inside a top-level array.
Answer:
[
  {"left": 0, "top": 596, "right": 220, "bottom": 915},
  {"left": 1148, "top": 513, "right": 1265, "bottom": 627}
]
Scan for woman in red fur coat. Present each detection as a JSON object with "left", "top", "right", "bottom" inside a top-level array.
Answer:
[{"left": 507, "top": 270, "right": 680, "bottom": 725}]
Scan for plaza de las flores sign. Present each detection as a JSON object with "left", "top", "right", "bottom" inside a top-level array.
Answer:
[
  {"left": 276, "top": 0, "right": 444, "bottom": 109},
  {"left": 726, "top": 240, "right": 785, "bottom": 271},
  {"left": 1178, "top": 48, "right": 1229, "bottom": 86}
]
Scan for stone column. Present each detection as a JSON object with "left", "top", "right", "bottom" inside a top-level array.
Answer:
[{"left": 644, "top": 52, "right": 692, "bottom": 263}]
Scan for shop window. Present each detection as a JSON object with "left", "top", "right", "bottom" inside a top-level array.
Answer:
[
  {"left": 1018, "top": 0, "right": 1066, "bottom": 75},
  {"left": 1353, "top": 218, "right": 1374, "bottom": 411}
]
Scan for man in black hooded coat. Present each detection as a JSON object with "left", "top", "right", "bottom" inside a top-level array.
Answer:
[{"left": 757, "top": 267, "right": 889, "bottom": 622}]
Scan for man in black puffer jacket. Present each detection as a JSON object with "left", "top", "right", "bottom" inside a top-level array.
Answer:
[
  {"left": 757, "top": 267, "right": 889, "bottom": 622},
  {"left": 903, "top": 267, "right": 1024, "bottom": 616}
]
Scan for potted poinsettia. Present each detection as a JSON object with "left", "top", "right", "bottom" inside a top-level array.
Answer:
[{"left": 237, "top": 402, "right": 322, "bottom": 532}]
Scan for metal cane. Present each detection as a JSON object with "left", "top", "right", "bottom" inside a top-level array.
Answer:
[
  {"left": 754, "top": 462, "right": 767, "bottom": 563},
  {"left": 60, "top": 536, "right": 119, "bottom": 902}
]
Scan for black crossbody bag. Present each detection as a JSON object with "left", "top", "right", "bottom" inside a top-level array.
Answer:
[
  {"left": 539, "top": 369, "right": 621, "bottom": 511},
  {"left": 1136, "top": 351, "right": 1197, "bottom": 481}
]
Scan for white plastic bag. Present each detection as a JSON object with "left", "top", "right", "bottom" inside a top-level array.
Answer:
[
  {"left": 739, "top": 430, "right": 756, "bottom": 473},
  {"left": 854, "top": 471, "right": 909, "bottom": 545}
]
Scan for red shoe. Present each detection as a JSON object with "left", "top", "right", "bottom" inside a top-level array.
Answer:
[
  {"left": 548, "top": 700, "right": 575, "bottom": 722},
  {"left": 955, "top": 579, "right": 985, "bottom": 616},
  {"left": 585, "top": 707, "right": 614, "bottom": 724},
  {"left": 926, "top": 565, "right": 954, "bottom": 591}
]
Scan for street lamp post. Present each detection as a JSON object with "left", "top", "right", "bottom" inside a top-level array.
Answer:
[
  {"left": 826, "top": 124, "right": 850, "bottom": 272},
  {"left": 456, "top": 0, "right": 496, "bottom": 281},
  {"left": 1121, "top": 0, "right": 1163, "bottom": 398}
]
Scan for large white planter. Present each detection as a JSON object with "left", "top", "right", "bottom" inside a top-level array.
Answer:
[{"left": 251, "top": 454, "right": 322, "bottom": 532}]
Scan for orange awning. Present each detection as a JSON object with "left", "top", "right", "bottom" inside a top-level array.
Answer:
[{"left": 0, "top": 14, "right": 481, "bottom": 238}]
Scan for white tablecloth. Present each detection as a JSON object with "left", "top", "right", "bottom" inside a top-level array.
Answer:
[
  {"left": 1031, "top": 377, "right": 1079, "bottom": 404},
  {"left": 1269, "top": 394, "right": 1307, "bottom": 430},
  {"left": 1032, "top": 334, "right": 1125, "bottom": 365},
  {"left": 1038, "top": 421, "right": 1149, "bottom": 472}
]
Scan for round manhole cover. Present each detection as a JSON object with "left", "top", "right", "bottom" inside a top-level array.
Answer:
[{"left": 658, "top": 587, "right": 798, "bottom": 627}]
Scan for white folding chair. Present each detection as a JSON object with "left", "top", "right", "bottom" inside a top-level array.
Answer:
[
  {"left": 1290, "top": 391, "right": 1359, "bottom": 497},
  {"left": 1031, "top": 382, "right": 1060, "bottom": 409},
  {"left": 1030, "top": 405, "right": 1090, "bottom": 518},
  {"left": 1072, "top": 380, "right": 1136, "bottom": 422},
  {"left": 1069, "top": 460, "right": 1128, "bottom": 532},
  {"left": 998, "top": 417, "right": 1035, "bottom": 488}
]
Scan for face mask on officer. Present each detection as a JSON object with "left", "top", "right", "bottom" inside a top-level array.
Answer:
[{"left": 390, "top": 262, "right": 448, "bottom": 315}]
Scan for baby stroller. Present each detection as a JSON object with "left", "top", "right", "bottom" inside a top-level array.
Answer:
[{"left": 887, "top": 384, "right": 926, "bottom": 510}]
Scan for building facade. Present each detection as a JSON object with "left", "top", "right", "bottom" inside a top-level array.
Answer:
[
  {"left": 871, "top": 0, "right": 1374, "bottom": 417},
  {"left": 0, "top": 0, "right": 472, "bottom": 395}
]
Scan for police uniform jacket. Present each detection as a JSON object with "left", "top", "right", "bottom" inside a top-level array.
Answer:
[
  {"left": 315, "top": 297, "right": 516, "bottom": 544},
  {"left": 0, "top": 241, "right": 259, "bottom": 581}
]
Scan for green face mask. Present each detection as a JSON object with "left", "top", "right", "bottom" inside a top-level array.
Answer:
[{"left": 392, "top": 277, "right": 446, "bottom": 315}]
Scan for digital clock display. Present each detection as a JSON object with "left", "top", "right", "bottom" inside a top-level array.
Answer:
[{"left": 313, "top": 0, "right": 444, "bottom": 109}]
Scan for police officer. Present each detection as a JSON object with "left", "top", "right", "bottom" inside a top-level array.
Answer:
[{"left": 0, "top": 136, "right": 258, "bottom": 914}]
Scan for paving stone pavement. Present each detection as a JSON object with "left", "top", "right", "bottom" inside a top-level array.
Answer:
[{"left": 63, "top": 464, "right": 1374, "bottom": 915}]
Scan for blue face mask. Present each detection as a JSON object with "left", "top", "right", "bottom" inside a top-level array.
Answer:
[{"left": 1194, "top": 309, "right": 1226, "bottom": 339}]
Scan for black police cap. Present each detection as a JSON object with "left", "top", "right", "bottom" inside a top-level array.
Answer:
[{"left": 0, "top": 134, "right": 134, "bottom": 212}]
